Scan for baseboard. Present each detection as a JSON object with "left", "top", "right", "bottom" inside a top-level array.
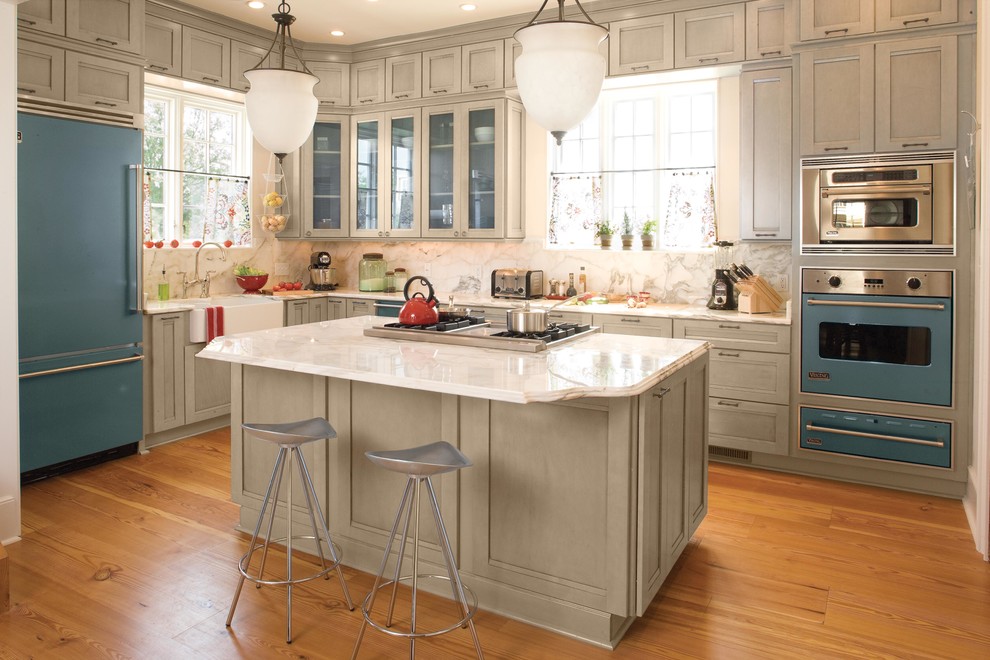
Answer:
[
  {"left": 0, "top": 495, "right": 18, "bottom": 546},
  {"left": 1, "top": 541, "right": 9, "bottom": 614}
]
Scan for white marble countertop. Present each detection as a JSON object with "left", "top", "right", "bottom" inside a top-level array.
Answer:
[
  {"left": 152, "top": 288, "right": 790, "bottom": 325},
  {"left": 197, "top": 315, "right": 710, "bottom": 404}
]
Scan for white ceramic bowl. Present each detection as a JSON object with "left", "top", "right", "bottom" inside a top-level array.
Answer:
[{"left": 473, "top": 127, "right": 495, "bottom": 142}]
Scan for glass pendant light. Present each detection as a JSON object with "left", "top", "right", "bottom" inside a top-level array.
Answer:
[
  {"left": 244, "top": 1, "right": 319, "bottom": 161},
  {"left": 514, "top": 0, "right": 608, "bottom": 145}
]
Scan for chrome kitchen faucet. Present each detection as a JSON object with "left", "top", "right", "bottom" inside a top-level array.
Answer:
[{"left": 182, "top": 242, "right": 227, "bottom": 298}]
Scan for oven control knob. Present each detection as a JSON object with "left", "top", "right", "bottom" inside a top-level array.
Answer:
[
  {"left": 827, "top": 275, "right": 842, "bottom": 288},
  {"left": 907, "top": 277, "right": 922, "bottom": 290}
]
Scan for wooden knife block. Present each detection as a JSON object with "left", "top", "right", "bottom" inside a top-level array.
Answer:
[{"left": 736, "top": 276, "right": 784, "bottom": 314}]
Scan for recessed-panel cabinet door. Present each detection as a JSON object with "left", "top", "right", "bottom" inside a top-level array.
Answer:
[
  {"left": 17, "top": 40, "right": 64, "bottom": 100},
  {"left": 298, "top": 119, "right": 349, "bottom": 239},
  {"left": 351, "top": 59, "right": 385, "bottom": 105},
  {"left": 462, "top": 40, "right": 504, "bottom": 92},
  {"left": 740, "top": 68, "right": 792, "bottom": 240},
  {"left": 351, "top": 114, "right": 386, "bottom": 237},
  {"left": 385, "top": 53, "right": 422, "bottom": 101},
  {"left": 799, "top": 44, "right": 875, "bottom": 155},
  {"left": 230, "top": 40, "right": 266, "bottom": 92},
  {"left": 876, "top": 36, "right": 957, "bottom": 152},
  {"left": 424, "top": 47, "right": 462, "bottom": 96},
  {"left": 746, "top": 0, "right": 795, "bottom": 60},
  {"left": 386, "top": 110, "right": 421, "bottom": 237},
  {"left": 310, "top": 61, "right": 350, "bottom": 108},
  {"left": 66, "top": 0, "right": 144, "bottom": 54},
  {"left": 18, "top": 0, "right": 66, "bottom": 35},
  {"left": 608, "top": 15, "right": 674, "bottom": 75},
  {"left": 876, "top": 0, "right": 957, "bottom": 32},
  {"left": 422, "top": 106, "right": 459, "bottom": 238},
  {"left": 675, "top": 4, "right": 746, "bottom": 68},
  {"left": 65, "top": 51, "right": 142, "bottom": 113},
  {"left": 182, "top": 27, "right": 230, "bottom": 87},
  {"left": 799, "top": 0, "right": 875, "bottom": 40},
  {"left": 145, "top": 15, "right": 182, "bottom": 75}
]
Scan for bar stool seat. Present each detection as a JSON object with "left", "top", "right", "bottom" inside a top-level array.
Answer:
[
  {"left": 352, "top": 441, "right": 483, "bottom": 659},
  {"left": 226, "top": 417, "right": 354, "bottom": 644}
]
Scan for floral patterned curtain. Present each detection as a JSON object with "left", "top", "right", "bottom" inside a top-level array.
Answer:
[
  {"left": 204, "top": 176, "right": 252, "bottom": 244},
  {"left": 548, "top": 173, "right": 603, "bottom": 245},
  {"left": 661, "top": 168, "right": 716, "bottom": 248}
]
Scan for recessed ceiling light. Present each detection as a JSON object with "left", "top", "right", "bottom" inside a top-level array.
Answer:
[
  {"left": 247, "top": 1, "right": 265, "bottom": 9},
  {"left": 330, "top": 30, "right": 345, "bottom": 37},
  {"left": 461, "top": 3, "right": 477, "bottom": 10}
]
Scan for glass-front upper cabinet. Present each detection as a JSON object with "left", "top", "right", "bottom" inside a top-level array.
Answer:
[
  {"left": 280, "top": 116, "right": 349, "bottom": 239},
  {"left": 386, "top": 110, "right": 420, "bottom": 238},
  {"left": 422, "top": 100, "right": 521, "bottom": 240},
  {"left": 352, "top": 115, "right": 383, "bottom": 238}
]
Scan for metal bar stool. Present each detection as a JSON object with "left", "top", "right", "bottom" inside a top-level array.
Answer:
[
  {"left": 351, "top": 441, "right": 483, "bottom": 659},
  {"left": 226, "top": 417, "right": 354, "bottom": 643}
]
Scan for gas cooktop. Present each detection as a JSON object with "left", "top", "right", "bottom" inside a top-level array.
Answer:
[{"left": 364, "top": 318, "right": 600, "bottom": 352}]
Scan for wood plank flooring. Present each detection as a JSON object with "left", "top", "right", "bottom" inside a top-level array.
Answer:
[{"left": 1, "top": 428, "right": 988, "bottom": 659}]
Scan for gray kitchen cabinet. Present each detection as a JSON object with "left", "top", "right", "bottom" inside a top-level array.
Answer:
[
  {"left": 66, "top": 0, "right": 144, "bottom": 55},
  {"left": 310, "top": 296, "right": 329, "bottom": 322},
  {"left": 746, "top": 0, "right": 795, "bottom": 60},
  {"left": 293, "top": 117, "right": 350, "bottom": 239},
  {"left": 230, "top": 40, "right": 266, "bottom": 92},
  {"left": 181, "top": 27, "right": 230, "bottom": 88},
  {"left": 183, "top": 342, "right": 230, "bottom": 424},
  {"left": 876, "top": 0, "right": 957, "bottom": 32},
  {"left": 673, "top": 318, "right": 789, "bottom": 455},
  {"left": 592, "top": 314, "right": 672, "bottom": 337},
  {"left": 284, "top": 299, "right": 311, "bottom": 326},
  {"left": 64, "top": 51, "right": 143, "bottom": 113},
  {"left": 310, "top": 60, "right": 350, "bottom": 108},
  {"left": 462, "top": 40, "right": 504, "bottom": 92},
  {"left": 503, "top": 38, "right": 522, "bottom": 88},
  {"left": 675, "top": 3, "right": 746, "bottom": 68},
  {"left": 799, "top": 0, "right": 875, "bottom": 41},
  {"left": 875, "top": 36, "right": 957, "bottom": 152},
  {"left": 144, "top": 15, "right": 181, "bottom": 76},
  {"left": 351, "top": 59, "right": 385, "bottom": 106},
  {"left": 16, "top": 40, "right": 64, "bottom": 100},
  {"left": 740, "top": 67, "right": 792, "bottom": 240},
  {"left": 326, "top": 297, "right": 346, "bottom": 320},
  {"left": 18, "top": 0, "right": 65, "bottom": 36},
  {"left": 421, "top": 99, "right": 525, "bottom": 240},
  {"left": 346, "top": 299, "right": 376, "bottom": 317},
  {"left": 150, "top": 313, "right": 186, "bottom": 433},
  {"left": 423, "top": 47, "right": 462, "bottom": 97},
  {"left": 799, "top": 44, "right": 875, "bottom": 155},
  {"left": 608, "top": 14, "right": 674, "bottom": 76},
  {"left": 385, "top": 53, "right": 422, "bottom": 102}
]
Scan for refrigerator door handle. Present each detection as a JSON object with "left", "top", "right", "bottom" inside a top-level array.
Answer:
[
  {"left": 130, "top": 163, "right": 143, "bottom": 312},
  {"left": 19, "top": 354, "right": 144, "bottom": 379}
]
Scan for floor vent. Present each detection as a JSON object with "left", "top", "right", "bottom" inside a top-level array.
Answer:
[{"left": 709, "top": 446, "right": 752, "bottom": 463}]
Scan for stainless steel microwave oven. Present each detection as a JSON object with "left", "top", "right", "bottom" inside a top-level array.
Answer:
[{"left": 801, "top": 154, "right": 954, "bottom": 254}]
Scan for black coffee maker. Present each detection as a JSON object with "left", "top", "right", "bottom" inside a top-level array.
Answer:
[
  {"left": 308, "top": 251, "right": 336, "bottom": 290},
  {"left": 707, "top": 241, "right": 737, "bottom": 310}
]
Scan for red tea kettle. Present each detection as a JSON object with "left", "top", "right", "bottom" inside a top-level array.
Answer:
[{"left": 399, "top": 275, "right": 440, "bottom": 326}]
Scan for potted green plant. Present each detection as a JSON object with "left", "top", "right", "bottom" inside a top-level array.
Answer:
[
  {"left": 595, "top": 219, "right": 615, "bottom": 249},
  {"left": 640, "top": 218, "right": 657, "bottom": 250},
  {"left": 620, "top": 210, "right": 635, "bottom": 250}
]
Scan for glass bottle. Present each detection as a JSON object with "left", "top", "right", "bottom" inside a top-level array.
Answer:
[
  {"left": 385, "top": 270, "right": 396, "bottom": 293},
  {"left": 393, "top": 267, "right": 408, "bottom": 293},
  {"left": 566, "top": 273, "right": 577, "bottom": 297},
  {"left": 579, "top": 267, "right": 587, "bottom": 293},
  {"left": 157, "top": 267, "right": 169, "bottom": 301},
  {"left": 359, "top": 253, "right": 387, "bottom": 292}
]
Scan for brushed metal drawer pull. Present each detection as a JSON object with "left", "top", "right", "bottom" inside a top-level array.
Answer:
[
  {"left": 698, "top": 57, "right": 719, "bottom": 63},
  {"left": 760, "top": 50, "right": 782, "bottom": 57},
  {"left": 433, "top": 89, "right": 448, "bottom": 94},
  {"left": 473, "top": 84, "right": 489, "bottom": 89},
  {"left": 754, "top": 233, "right": 777, "bottom": 237},
  {"left": 902, "top": 142, "right": 929, "bottom": 148},
  {"left": 824, "top": 146, "right": 849, "bottom": 151},
  {"left": 652, "top": 387, "right": 671, "bottom": 399},
  {"left": 717, "top": 401, "right": 740, "bottom": 407},
  {"left": 824, "top": 28, "right": 849, "bottom": 36},
  {"left": 394, "top": 94, "right": 409, "bottom": 99},
  {"left": 17, "top": 87, "right": 37, "bottom": 95},
  {"left": 903, "top": 17, "right": 930, "bottom": 26},
  {"left": 718, "top": 352, "right": 740, "bottom": 358},
  {"left": 320, "top": 100, "right": 336, "bottom": 105},
  {"left": 805, "top": 424, "right": 944, "bottom": 448},
  {"left": 360, "top": 98, "right": 374, "bottom": 104},
  {"left": 717, "top": 324, "right": 740, "bottom": 329},
  {"left": 20, "top": 354, "right": 144, "bottom": 379},
  {"left": 160, "top": 315, "right": 183, "bottom": 320},
  {"left": 630, "top": 65, "right": 651, "bottom": 71},
  {"left": 96, "top": 37, "right": 119, "bottom": 46},
  {"left": 620, "top": 318, "right": 641, "bottom": 323},
  {"left": 148, "top": 64, "right": 168, "bottom": 72},
  {"left": 18, "top": 17, "right": 37, "bottom": 25},
  {"left": 95, "top": 101, "right": 118, "bottom": 107}
]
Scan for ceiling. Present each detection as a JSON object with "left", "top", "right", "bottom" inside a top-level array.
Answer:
[{"left": 197, "top": 0, "right": 541, "bottom": 46}]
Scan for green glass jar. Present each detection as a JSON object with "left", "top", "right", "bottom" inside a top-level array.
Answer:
[{"left": 359, "top": 253, "right": 386, "bottom": 292}]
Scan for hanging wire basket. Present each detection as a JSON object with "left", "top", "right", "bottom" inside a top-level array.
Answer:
[{"left": 260, "top": 159, "right": 289, "bottom": 232}]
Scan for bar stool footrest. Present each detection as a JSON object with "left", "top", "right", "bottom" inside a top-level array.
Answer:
[
  {"left": 237, "top": 535, "right": 344, "bottom": 588},
  {"left": 360, "top": 574, "right": 478, "bottom": 639}
]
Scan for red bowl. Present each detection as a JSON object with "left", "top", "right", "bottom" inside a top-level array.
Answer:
[{"left": 235, "top": 274, "right": 268, "bottom": 292}]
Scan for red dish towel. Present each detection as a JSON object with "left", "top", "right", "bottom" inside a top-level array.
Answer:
[{"left": 206, "top": 306, "right": 225, "bottom": 342}]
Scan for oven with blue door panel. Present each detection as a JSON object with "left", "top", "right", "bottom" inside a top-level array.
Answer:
[
  {"left": 801, "top": 269, "right": 953, "bottom": 406},
  {"left": 800, "top": 407, "right": 951, "bottom": 468}
]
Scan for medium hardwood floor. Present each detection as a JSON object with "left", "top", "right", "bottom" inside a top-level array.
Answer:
[{"left": 1, "top": 428, "right": 988, "bottom": 659}]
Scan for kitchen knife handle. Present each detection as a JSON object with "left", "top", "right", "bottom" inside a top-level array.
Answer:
[{"left": 20, "top": 354, "right": 144, "bottom": 379}]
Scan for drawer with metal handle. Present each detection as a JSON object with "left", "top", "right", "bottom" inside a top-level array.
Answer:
[{"left": 800, "top": 407, "right": 951, "bottom": 468}]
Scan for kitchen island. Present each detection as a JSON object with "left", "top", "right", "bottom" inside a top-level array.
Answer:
[{"left": 198, "top": 316, "right": 709, "bottom": 648}]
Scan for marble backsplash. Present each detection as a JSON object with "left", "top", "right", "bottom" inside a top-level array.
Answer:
[{"left": 145, "top": 233, "right": 792, "bottom": 306}]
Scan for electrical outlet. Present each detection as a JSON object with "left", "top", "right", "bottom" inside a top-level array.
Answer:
[
  {"left": 773, "top": 274, "right": 790, "bottom": 292},
  {"left": 275, "top": 261, "right": 290, "bottom": 276}
]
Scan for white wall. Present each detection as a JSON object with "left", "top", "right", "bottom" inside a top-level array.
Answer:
[{"left": 1, "top": 0, "right": 24, "bottom": 545}]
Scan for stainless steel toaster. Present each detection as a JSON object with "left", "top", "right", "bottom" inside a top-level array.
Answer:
[{"left": 491, "top": 269, "right": 544, "bottom": 299}]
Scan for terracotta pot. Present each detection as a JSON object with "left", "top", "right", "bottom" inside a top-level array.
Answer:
[{"left": 599, "top": 235, "right": 612, "bottom": 249}]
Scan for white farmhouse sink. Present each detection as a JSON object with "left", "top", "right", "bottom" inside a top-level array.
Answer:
[{"left": 185, "top": 295, "right": 284, "bottom": 342}]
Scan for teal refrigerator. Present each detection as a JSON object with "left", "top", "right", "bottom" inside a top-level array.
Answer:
[{"left": 17, "top": 113, "right": 144, "bottom": 481}]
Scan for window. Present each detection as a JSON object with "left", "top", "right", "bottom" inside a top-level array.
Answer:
[
  {"left": 549, "top": 80, "right": 717, "bottom": 249},
  {"left": 143, "top": 86, "right": 252, "bottom": 246}
]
